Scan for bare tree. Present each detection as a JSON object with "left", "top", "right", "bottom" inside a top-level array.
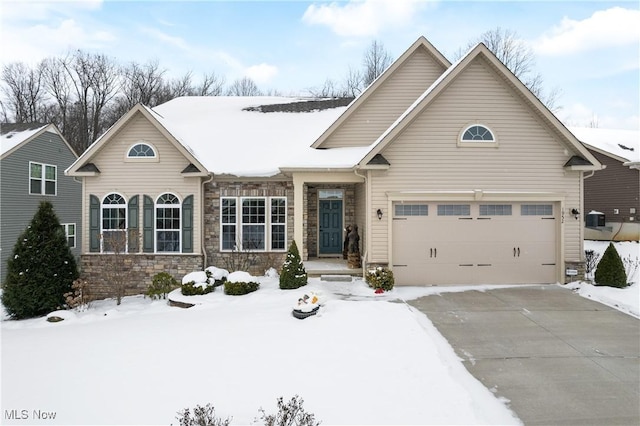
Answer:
[
  {"left": 196, "top": 71, "right": 225, "bottom": 96},
  {"left": 1, "top": 61, "right": 47, "bottom": 122},
  {"left": 341, "top": 67, "right": 363, "bottom": 98},
  {"left": 362, "top": 40, "right": 392, "bottom": 87},
  {"left": 306, "top": 78, "right": 344, "bottom": 98},
  {"left": 227, "top": 77, "right": 261, "bottom": 96},
  {"left": 456, "top": 27, "right": 561, "bottom": 112}
]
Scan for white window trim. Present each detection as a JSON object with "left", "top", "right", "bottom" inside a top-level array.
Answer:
[
  {"left": 219, "top": 196, "right": 287, "bottom": 252},
  {"left": 125, "top": 141, "right": 159, "bottom": 162},
  {"left": 29, "top": 161, "right": 57, "bottom": 196},
  {"left": 62, "top": 223, "right": 76, "bottom": 248},
  {"left": 155, "top": 193, "right": 182, "bottom": 253},
  {"left": 457, "top": 124, "right": 498, "bottom": 148},
  {"left": 101, "top": 193, "right": 128, "bottom": 253}
]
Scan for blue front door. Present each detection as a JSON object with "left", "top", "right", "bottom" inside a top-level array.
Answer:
[{"left": 319, "top": 200, "right": 343, "bottom": 255}]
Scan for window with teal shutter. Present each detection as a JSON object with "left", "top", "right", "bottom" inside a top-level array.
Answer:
[
  {"left": 128, "top": 195, "right": 139, "bottom": 252},
  {"left": 89, "top": 195, "right": 100, "bottom": 252},
  {"left": 182, "top": 195, "right": 194, "bottom": 253},
  {"left": 143, "top": 195, "right": 154, "bottom": 252}
]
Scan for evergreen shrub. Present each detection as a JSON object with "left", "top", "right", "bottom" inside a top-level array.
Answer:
[
  {"left": 594, "top": 243, "right": 628, "bottom": 288},
  {"left": 366, "top": 267, "right": 395, "bottom": 291},
  {"left": 1, "top": 201, "right": 78, "bottom": 319},
  {"left": 181, "top": 281, "right": 215, "bottom": 296},
  {"left": 146, "top": 272, "right": 180, "bottom": 299},
  {"left": 224, "top": 280, "right": 259, "bottom": 295},
  {"left": 279, "top": 241, "right": 307, "bottom": 290}
]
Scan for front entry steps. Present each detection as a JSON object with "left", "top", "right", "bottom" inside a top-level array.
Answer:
[
  {"left": 320, "top": 275, "right": 353, "bottom": 282},
  {"left": 304, "top": 258, "right": 362, "bottom": 279}
]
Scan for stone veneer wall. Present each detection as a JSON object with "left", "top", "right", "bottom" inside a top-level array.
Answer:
[
  {"left": 306, "top": 184, "right": 357, "bottom": 259},
  {"left": 81, "top": 254, "right": 203, "bottom": 299},
  {"left": 564, "top": 261, "right": 585, "bottom": 283},
  {"left": 203, "top": 179, "right": 293, "bottom": 276}
]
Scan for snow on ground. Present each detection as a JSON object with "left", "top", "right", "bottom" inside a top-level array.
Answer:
[{"left": 1, "top": 241, "right": 637, "bottom": 425}]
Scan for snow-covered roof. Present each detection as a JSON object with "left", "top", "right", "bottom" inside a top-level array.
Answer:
[
  {"left": 151, "top": 97, "right": 368, "bottom": 177},
  {"left": 569, "top": 127, "right": 639, "bottom": 163},
  {"left": 0, "top": 123, "right": 48, "bottom": 157}
]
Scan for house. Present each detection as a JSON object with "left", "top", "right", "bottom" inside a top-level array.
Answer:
[
  {"left": 1, "top": 123, "right": 82, "bottom": 283},
  {"left": 66, "top": 37, "right": 601, "bottom": 296},
  {"left": 569, "top": 127, "right": 639, "bottom": 241}
]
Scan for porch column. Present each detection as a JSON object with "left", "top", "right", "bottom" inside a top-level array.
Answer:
[{"left": 293, "top": 174, "right": 305, "bottom": 259}]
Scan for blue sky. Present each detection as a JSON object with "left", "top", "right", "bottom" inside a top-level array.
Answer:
[{"left": 1, "top": 0, "right": 638, "bottom": 129}]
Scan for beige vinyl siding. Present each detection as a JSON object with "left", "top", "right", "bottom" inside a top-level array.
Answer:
[
  {"left": 81, "top": 112, "right": 202, "bottom": 253},
  {"left": 322, "top": 48, "right": 447, "bottom": 148},
  {"left": 369, "top": 56, "right": 583, "bottom": 267}
]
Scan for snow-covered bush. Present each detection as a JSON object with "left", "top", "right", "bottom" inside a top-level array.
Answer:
[
  {"left": 257, "top": 395, "right": 320, "bottom": 426},
  {"left": 279, "top": 241, "right": 307, "bottom": 290},
  {"left": 146, "top": 272, "right": 180, "bottom": 300},
  {"left": 176, "top": 403, "right": 231, "bottom": 426},
  {"left": 595, "top": 243, "right": 628, "bottom": 288},
  {"left": 2, "top": 201, "right": 78, "bottom": 319},
  {"left": 366, "top": 267, "right": 395, "bottom": 291},
  {"left": 205, "top": 266, "right": 229, "bottom": 287},
  {"left": 223, "top": 271, "right": 259, "bottom": 295},
  {"left": 64, "top": 278, "right": 92, "bottom": 311}
]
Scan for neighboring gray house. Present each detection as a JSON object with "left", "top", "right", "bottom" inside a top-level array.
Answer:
[
  {"left": 1, "top": 123, "right": 82, "bottom": 283},
  {"left": 570, "top": 127, "right": 640, "bottom": 241}
]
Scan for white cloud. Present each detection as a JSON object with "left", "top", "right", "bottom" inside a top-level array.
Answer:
[
  {"left": 245, "top": 63, "right": 279, "bottom": 84},
  {"left": 558, "top": 102, "right": 639, "bottom": 130},
  {"left": 302, "top": 0, "right": 430, "bottom": 37},
  {"left": 534, "top": 7, "right": 640, "bottom": 56}
]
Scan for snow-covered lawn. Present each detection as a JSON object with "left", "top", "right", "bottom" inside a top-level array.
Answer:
[{"left": 1, "top": 241, "right": 637, "bottom": 425}]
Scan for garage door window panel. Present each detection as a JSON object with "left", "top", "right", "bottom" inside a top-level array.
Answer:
[
  {"left": 395, "top": 204, "right": 428, "bottom": 217},
  {"left": 437, "top": 204, "right": 470, "bottom": 216}
]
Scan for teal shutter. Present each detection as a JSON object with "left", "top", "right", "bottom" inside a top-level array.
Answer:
[
  {"left": 143, "top": 195, "right": 154, "bottom": 252},
  {"left": 89, "top": 195, "right": 100, "bottom": 252},
  {"left": 182, "top": 195, "right": 193, "bottom": 253},
  {"left": 128, "top": 195, "right": 139, "bottom": 252}
]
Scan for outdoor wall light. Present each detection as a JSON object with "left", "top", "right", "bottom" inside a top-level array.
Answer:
[
  {"left": 571, "top": 208, "right": 580, "bottom": 219},
  {"left": 377, "top": 209, "right": 383, "bottom": 220}
]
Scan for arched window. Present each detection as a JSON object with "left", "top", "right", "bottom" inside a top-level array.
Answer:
[
  {"left": 127, "top": 142, "right": 156, "bottom": 158},
  {"left": 461, "top": 125, "right": 495, "bottom": 142},
  {"left": 101, "top": 193, "right": 127, "bottom": 252},
  {"left": 156, "top": 193, "right": 181, "bottom": 252}
]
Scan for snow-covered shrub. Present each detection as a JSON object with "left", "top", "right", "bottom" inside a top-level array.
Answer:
[
  {"left": 205, "top": 266, "right": 229, "bottom": 287},
  {"left": 584, "top": 249, "right": 600, "bottom": 278},
  {"left": 621, "top": 254, "right": 639, "bottom": 285},
  {"left": 279, "top": 241, "right": 307, "bottom": 290},
  {"left": 257, "top": 395, "right": 320, "bottom": 426},
  {"left": 595, "top": 243, "right": 628, "bottom": 288},
  {"left": 223, "top": 271, "right": 259, "bottom": 295},
  {"left": 146, "top": 272, "right": 179, "bottom": 300},
  {"left": 2, "top": 201, "right": 78, "bottom": 319},
  {"left": 366, "top": 267, "right": 395, "bottom": 291},
  {"left": 175, "top": 403, "right": 231, "bottom": 426}
]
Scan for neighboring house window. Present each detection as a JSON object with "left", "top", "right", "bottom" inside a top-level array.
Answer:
[
  {"left": 127, "top": 143, "right": 156, "bottom": 158},
  {"left": 102, "top": 193, "right": 127, "bottom": 252},
  {"left": 156, "top": 193, "right": 181, "bottom": 252},
  {"left": 29, "top": 162, "right": 56, "bottom": 195},
  {"left": 62, "top": 223, "right": 76, "bottom": 248},
  {"left": 221, "top": 196, "right": 287, "bottom": 251},
  {"left": 395, "top": 204, "right": 428, "bottom": 216}
]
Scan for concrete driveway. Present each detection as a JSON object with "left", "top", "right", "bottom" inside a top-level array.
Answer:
[{"left": 408, "top": 285, "right": 640, "bottom": 425}]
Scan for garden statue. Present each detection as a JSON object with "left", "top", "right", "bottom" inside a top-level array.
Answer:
[{"left": 343, "top": 225, "right": 352, "bottom": 259}]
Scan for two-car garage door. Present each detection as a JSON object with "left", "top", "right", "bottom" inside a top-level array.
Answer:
[{"left": 392, "top": 202, "right": 558, "bottom": 285}]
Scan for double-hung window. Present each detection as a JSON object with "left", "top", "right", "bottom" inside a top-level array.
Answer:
[
  {"left": 102, "top": 193, "right": 127, "bottom": 252},
  {"left": 156, "top": 193, "right": 181, "bottom": 252},
  {"left": 62, "top": 223, "right": 76, "bottom": 248},
  {"left": 29, "top": 162, "right": 56, "bottom": 195},
  {"left": 221, "top": 197, "right": 286, "bottom": 251}
]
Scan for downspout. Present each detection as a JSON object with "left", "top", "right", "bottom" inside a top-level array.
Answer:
[
  {"left": 201, "top": 173, "right": 214, "bottom": 268},
  {"left": 354, "top": 167, "right": 368, "bottom": 279}
]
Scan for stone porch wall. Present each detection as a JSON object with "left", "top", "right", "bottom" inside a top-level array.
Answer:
[
  {"left": 564, "top": 261, "right": 586, "bottom": 283},
  {"left": 81, "top": 254, "right": 203, "bottom": 299},
  {"left": 203, "top": 179, "right": 293, "bottom": 276},
  {"left": 306, "top": 184, "right": 357, "bottom": 259}
]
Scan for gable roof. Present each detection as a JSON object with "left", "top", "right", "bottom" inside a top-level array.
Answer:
[
  {"left": 310, "top": 36, "right": 451, "bottom": 149},
  {"left": 67, "top": 97, "right": 366, "bottom": 178},
  {"left": 357, "top": 43, "right": 602, "bottom": 171},
  {"left": 569, "top": 127, "right": 639, "bottom": 163},
  {"left": 1, "top": 123, "right": 76, "bottom": 159}
]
